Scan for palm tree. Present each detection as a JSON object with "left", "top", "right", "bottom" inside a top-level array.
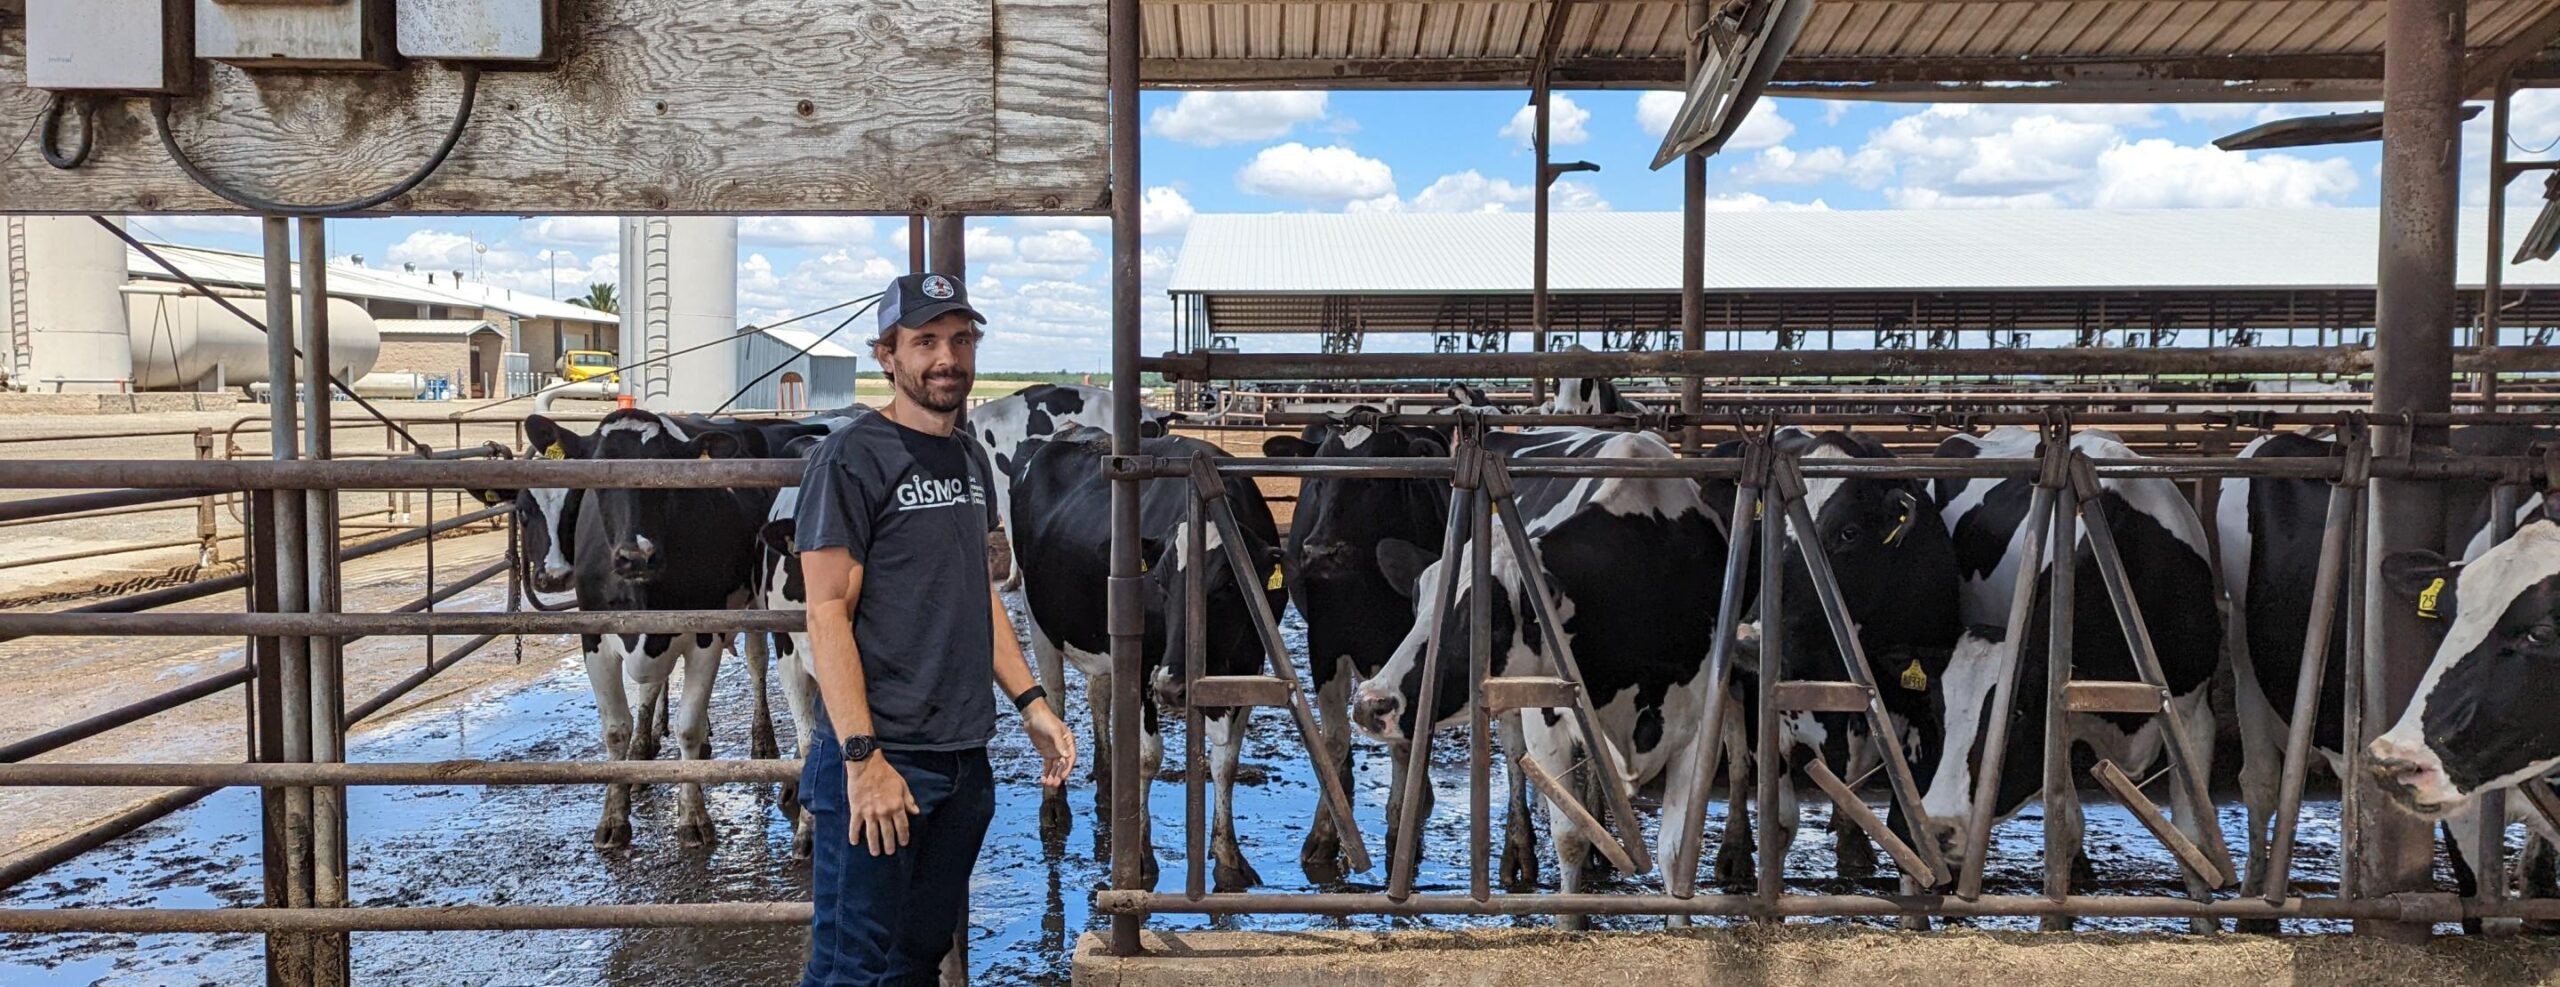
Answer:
[{"left": 568, "top": 283, "right": 618, "bottom": 314}]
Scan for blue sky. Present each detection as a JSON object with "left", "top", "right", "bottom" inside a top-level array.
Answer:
[{"left": 127, "top": 89, "right": 2560, "bottom": 372}]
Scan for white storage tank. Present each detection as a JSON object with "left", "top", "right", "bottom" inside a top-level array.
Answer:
[
  {"left": 619, "top": 216, "right": 739, "bottom": 414},
  {"left": 124, "top": 286, "right": 380, "bottom": 392},
  {"left": 5, "top": 216, "right": 136, "bottom": 392}
]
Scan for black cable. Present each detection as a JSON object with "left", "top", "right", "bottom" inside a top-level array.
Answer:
[
  {"left": 709, "top": 299, "right": 880, "bottom": 416},
  {"left": 2514, "top": 132, "right": 2560, "bottom": 156},
  {"left": 151, "top": 65, "right": 482, "bottom": 216},
  {"left": 472, "top": 293, "right": 887, "bottom": 415},
  {"left": 37, "top": 93, "right": 95, "bottom": 170}
]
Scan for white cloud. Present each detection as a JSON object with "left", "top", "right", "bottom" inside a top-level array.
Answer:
[
  {"left": 1148, "top": 92, "right": 1329, "bottom": 147},
  {"left": 1730, "top": 144, "right": 1858, "bottom": 186},
  {"left": 2090, "top": 139, "right": 2359, "bottom": 208},
  {"left": 132, "top": 215, "right": 260, "bottom": 238},
  {"left": 518, "top": 217, "right": 618, "bottom": 246},
  {"left": 1886, "top": 188, "right": 2068, "bottom": 209},
  {"left": 739, "top": 217, "right": 877, "bottom": 248},
  {"left": 1344, "top": 193, "right": 1405, "bottom": 213},
  {"left": 1409, "top": 171, "right": 1531, "bottom": 213},
  {"left": 1551, "top": 179, "right": 1611, "bottom": 212},
  {"left": 1501, "top": 94, "right": 1592, "bottom": 147},
  {"left": 1235, "top": 143, "right": 1396, "bottom": 204},
  {"left": 1701, "top": 192, "right": 1832, "bottom": 212},
  {"left": 1725, "top": 101, "right": 1795, "bottom": 152},
  {"left": 1141, "top": 186, "right": 1195, "bottom": 236},
  {"left": 1834, "top": 103, "right": 2171, "bottom": 206},
  {"left": 1637, "top": 91, "right": 1683, "bottom": 137}
]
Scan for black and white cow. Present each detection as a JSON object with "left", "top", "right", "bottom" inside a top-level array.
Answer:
[
  {"left": 752, "top": 413, "right": 869, "bottom": 858},
  {"left": 1008, "top": 425, "right": 1287, "bottom": 890},
  {"left": 514, "top": 414, "right": 595, "bottom": 600},
  {"left": 1725, "top": 428, "right": 1961, "bottom": 887},
  {"left": 1350, "top": 426, "right": 1728, "bottom": 914},
  {"left": 1260, "top": 412, "right": 1454, "bottom": 883},
  {"left": 2371, "top": 504, "right": 2560, "bottom": 817},
  {"left": 569, "top": 409, "right": 789, "bottom": 848},
  {"left": 969, "top": 383, "right": 1178, "bottom": 586},
  {"left": 1916, "top": 426, "right": 2224, "bottom": 893}
]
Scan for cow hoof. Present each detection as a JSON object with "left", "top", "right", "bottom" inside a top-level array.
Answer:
[
  {"left": 1213, "top": 854, "right": 1262, "bottom": 893},
  {"left": 1040, "top": 791, "right": 1074, "bottom": 840},
  {"left": 752, "top": 733, "right": 779, "bottom": 762},
  {"left": 2070, "top": 850, "right": 2098, "bottom": 893},
  {"left": 1300, "top": 830, "right": 1346, "bottom": 886},
  {"left": 1502, "top": 840, "right": 1541, "bottom": 893},
  {"left": 2234, "top": 918, "right": 2280, "bottom": 936},
  {"left": 679, "top": 817, "right": 719, "bottom": 849},
  {"left": 1834, "top": 835, "right": 1879, "bottom": 880},
  {"left": 1713, "top": 844, "right": 1756, "bottom": 890},
  {"left": 1581, "top": 845, "right": 1618, "bottom": 885},
  {"left": 1556, "top": 912, "right": 1590, "bottom": 933},
  {"left": 1139, "top": 854, "right": 1161, "bottom": 891},
  {"left": 779, "top": 781, "right": 800, "bottom": 820},
  {"left": 593, "top": 818, "right": 632, "bottom": 850},
  {"left": 793, "top": 826, "right": 814, "bottom": 861}
]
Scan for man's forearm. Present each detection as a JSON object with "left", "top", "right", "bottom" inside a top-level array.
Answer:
[
  {"left": 987, "top": 588, "right": 1040, "bottom": 706},
  {"left": 808, "top": 598, "right": 876, "bottom": 740}
]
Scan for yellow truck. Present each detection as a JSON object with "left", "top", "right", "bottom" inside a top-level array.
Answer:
[{"left": 557, "top": 350, "right": 619, "bottom": 385}]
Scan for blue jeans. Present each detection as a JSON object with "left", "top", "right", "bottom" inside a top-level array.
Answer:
[{"left": 800, "top": 738, "right": 995, "bottom": 987}]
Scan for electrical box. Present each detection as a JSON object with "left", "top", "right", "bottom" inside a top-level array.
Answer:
[
  {"left": 25, "top": 0, "right": 191, "bottom": 92},
  {"left": 196, "top": 0, "right": 395, "bottom": 69},
  {"left": 397, "top": 0, "right": 555, "bottom": 63}
]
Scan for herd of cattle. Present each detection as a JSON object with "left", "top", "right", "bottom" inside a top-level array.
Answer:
[{"left": 481, "top": 380, "right": 2560, "bottom": 918}]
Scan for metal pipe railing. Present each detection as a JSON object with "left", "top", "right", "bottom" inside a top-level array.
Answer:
[
  {"left": 0, "top": 759, "right": 796, "bottom": 787},
  {"left": 0, "top": 902, "right": 807, "bottom": 934},
  {"left": 0, "top": 487, "right": 226, "bottom": 524},
  {"left": 1145, "top": 345, "right": 2560, "bottom": 382},
  {"left": 1096, "top": 891, "right": 2546, "bottom": 923},
  {"left": 0, "top": 609, "right": 799, "bottom": 638}
]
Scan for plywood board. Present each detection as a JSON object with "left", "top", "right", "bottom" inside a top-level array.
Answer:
[{"left": 0, "top": 0, "right": 1106, "bottom": 215}]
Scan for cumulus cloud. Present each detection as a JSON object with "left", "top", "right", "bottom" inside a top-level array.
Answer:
[
  {"left": 132, "top": 215, "right": 260, "bottom": 239},
  {"left": 1725, "top": 101, "right": 1795, "bottom": 151},
  {"left": 1551, "top": 180, "right": 1612, "bottom": 212},
  {"left": 739, "top": 217, "right": 878, "bottom": 248},
  {"left": 1701, "top": 192, "right": 1832, "bottom": 212},
  {"left": 1730, "top": 145, "right": 1860, "bottom": 186},
  {"left": 1636, "top": 91, "right": 1683, "bottom": 137},
  {"left": 1501, "top": 94, "right": 1592, "bottom": 147},
  {"left": 2090, "top": 140, "right": 2359, "bottom": 208},
  {"left": 1141, "top": 186, "right": 1195, "bottom": 236},
  {"left": 1235, "top": 143, "right": 1396, "bottom": 204},
  {"left": 518, "top": 217, "right": 619, "bottom": 246},
  {"left": 1149, "top": 92, "right": 1330, "bottom": 146},
  {"left": 1409, "top": 171, "right": 1531, "bottom": 213}
]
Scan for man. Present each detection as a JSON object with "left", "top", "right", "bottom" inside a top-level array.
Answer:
[{"left": 796, "top": 272, "right": 1076, "bottom": 986}]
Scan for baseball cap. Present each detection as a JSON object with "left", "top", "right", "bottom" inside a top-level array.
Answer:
[{"left": 879, "top": 272, "right": 988, "bottom": 333}]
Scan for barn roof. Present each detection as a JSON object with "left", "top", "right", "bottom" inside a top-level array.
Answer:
[
  {"left": 1169, "top": 208, "right": 2560, "bottom": 296},
  {"left": 1141, "top": 0, "right": 2560, "bottom": 98},
  {"left": 125, "top": 241, "right": 619, "bottom": 327},
  {"left": 756, "top": 325, "right": 867, "bottom": 361},
  {"left": 375, "top": 319, "right": 504, "bottom": 339}
]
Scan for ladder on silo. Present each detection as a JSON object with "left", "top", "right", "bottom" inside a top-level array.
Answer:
[
  {"left": 5, "top": 217, "right": 30, "bottom": 390},
  {"left": 640, "top": 218, "right": 672, "bottom": 404}
]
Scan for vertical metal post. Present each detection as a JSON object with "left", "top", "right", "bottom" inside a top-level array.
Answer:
[
  {"left": 909, "top": 215, "right": 929, "bottom": 274},
  {"left": 1468, "top": 479, "right": 1494, "bottom": 903},
  {"left": 930, "top": 215, "right": 968, "bottom": 279},
  {"left": 1531, "top": 88, "right": 1552, "bottom": 406},
  {"left": 1677, "top": 0, "right": 1707, "bottom": 453},
  {"left": 261, "top": 216, "right": 314, "bottom": 987},
  {"left": 1754, "top": 462, "right": 1784, "bottom": 909},
  {"left": 1183, "top": 490, "right": 1206, "bottom": 901},
  {"left": 1957, "top": 478, "right": 2059, "bottom": 900},
  {"left": 1105, "top": 0, "right": 1145, "bottom": 949},
  {"left": 195, "top": 429, "right": 220, "bottom": 566},
  {"left": 298, "top": 218, "right": 350, "bottom": 987},
  {"left": 1665, "top": 471, "right": 1759, "bottom": 900},
  {"left": 2041, "top": 437, "right": 2079, "bottom": 931},
  {"left": 2341, "top": 484, "right": 2372, "bottom": 900},
  {"left": 2474, "top": 481, "right": 2528, "bottom": 918},
  {"left": 2364, "top": 0, "right": 2463, "bottom": 940},
  {"left": 247, "top": 485, "right": 288, "bottom": 987},
  {"left": 2484, "top": 80, "right": 2513, "bottom": 406}
]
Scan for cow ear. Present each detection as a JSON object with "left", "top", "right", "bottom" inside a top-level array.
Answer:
[
  {"left": 1263, "top": 436, "right": 1319, "bottom": 458},
  {"left": 465, "top": 488, "right": 511, "bottom": 507},
  {"left": 1408, "top": 435, "right": 1449, "bottom": 459},
  {"left": 2381, "top": 550, "right": 2461, "bottom": 612},
  {"left": 1375, "top": 537, "right": 1438, "bottom": 596},
  {"left": 694, "top": 431, "right": 749, "bottom": 460},
  {"left": 761, "top": 519, "right": 796, "bottom": 556}
]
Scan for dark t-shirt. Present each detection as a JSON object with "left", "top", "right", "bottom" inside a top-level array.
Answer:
[{"left": 796, "top": 413, "right": 1000, "bottom": 751}]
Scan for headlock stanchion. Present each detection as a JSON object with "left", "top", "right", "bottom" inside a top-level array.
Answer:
[
  {"left": 2261, "top": 435, "right": 2371, "bottom": 904},
  {"left": 1387, "top": 443, "right": 1471, "bottom": 901},
  {"left": 1955, "top": 423, "right": 2067, "bottom": 901},
  {"left": 1664, "top": 437, "right": 1766, "bottom": 907}
]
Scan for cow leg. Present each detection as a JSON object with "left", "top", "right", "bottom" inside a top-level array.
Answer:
[
  {"left": 2165, "top": 692, "right": 2220, "bottom": 934},
  {"left": 745, "top": 631, "right": 779, "bottom": 762},
  {"left": 1577, "top": 763, "right": 1619, "bottom": 885},
  {"left": 1208, "top": 708, "right": 1262, "bottom": 892},
  {"left": 1658, "top": 710, "right": 1709, "bottom": 926},
  {"left": 629, "top": 677, "right": 667, "bottom": 765},
  {"left": 1030, "top": 629, "right": 1076, "bottom": 839},
  {"left": 1300, "top": 655, "right": 1354, "bottom": 885},
  {"left": 2232, "top": 671, "right": 2285, "bottom": 932},
  {"left": 1524, "top": 720, "right": 1588, "bottom": 930},
  {"left": 2043, "top": 786, "right": 2089, "bottom": 932},
  {"left": 1714, "top": 706, "right": 1758, "bottom": 890},
  {"left": 671, "top": 636, "right": 723, "bottom": 848},
  {"left": 1497, "top": 714, "right": 1537, "bottom": 892},
  {"left": 778, "top": 638, "right": 818, "bottom": 860},
  {"left": 583, "top": 638, "right": 638, "bottom": 850},
  {"left": 1086, "top": 667, "right": 1114, "bottom": 832}
]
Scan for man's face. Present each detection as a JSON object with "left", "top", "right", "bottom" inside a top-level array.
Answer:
[{"left": 877, "top": 312, "right": 980, "bottom": 414}]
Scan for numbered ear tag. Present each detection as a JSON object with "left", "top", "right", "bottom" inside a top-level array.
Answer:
[
  {"left": 1900, "top": 659, "right": 1929, "bottom": 691},
  {"left": 543, "top": 442, "right": 565, "bottom": 460},
  {"left": 2418, "top": 577, "right": 2446, "bottom": 620},
  {"left": 1883, "top": 511, "right": 1911, "bottom": 546},
  {"left": 1266, "top": 566, "right": 1285, "bottom": 591}
]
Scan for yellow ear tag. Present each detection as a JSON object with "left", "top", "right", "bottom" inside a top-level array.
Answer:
[
  {"left": 543, "top": 442, "right": 565, "bottom": 460},
  {"left": 1267, "top": 566, "right": 1285, "bottom": 591},
  {"left": 1882, "top": 512, "right": 1910, "bottom": 546},
  {"left": 1900, "top": 659, "right": 1928, "bottom": 691},
  {"left": 699, "top": 450, "right": 711, "bottom": 460},
  {"left": 2418, "top": 577, "right": 2446, "bottom": 620}
]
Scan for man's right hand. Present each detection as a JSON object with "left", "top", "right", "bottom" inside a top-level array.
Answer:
[{"left": 847, "top": 757, "right": 920, "bottom": 856}]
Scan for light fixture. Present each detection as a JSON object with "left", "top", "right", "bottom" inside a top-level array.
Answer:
[
  {"left": 1648, "top": 0, "right": 1812, "bottom": 169},
  {"left": 2514, "top": 170, "right": 2560, "bottom": 265},
  {"left": 2212, "top": 106, "right": 2482, "bottom": 151}
]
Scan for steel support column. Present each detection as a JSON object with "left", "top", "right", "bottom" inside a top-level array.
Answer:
[
  {"left": 1106, "top": 0, "right": 1147, "bottom": 951},
  {"left": 1678, "top": 0, "right": 1707, "bottom": 451},
  {"left": 2485, "top": 80, "right": 2512, "bottom": 404},
  {"left": 297, "top": 218, "right": 351, "bottom": 987},
  {"left": 259, "top": 216, "right": 316, "bottom": 987},
  {"left": 909, "top": 215, "right": 929, "bottom": 274},
  {"left": 1532, "top": 88, "right": 1553, "bottom": 405},
  {"left": 930, "top": 215, "right": 968, "bottom": 279},
  {"left": 2363, "top": 0, "right": 2464, "bottom": 941}
]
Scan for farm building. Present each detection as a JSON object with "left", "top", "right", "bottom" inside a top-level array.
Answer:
[
  {"left": 733, "top": 324, "right": 862, "bottom": 412},
  {"left": 369, "top": 319, "right": 507, "bottom": 398}
]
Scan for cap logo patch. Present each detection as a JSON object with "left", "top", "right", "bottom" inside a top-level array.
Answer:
[{"left": 922, "top": 275, "right": 957, "bottom": 299}]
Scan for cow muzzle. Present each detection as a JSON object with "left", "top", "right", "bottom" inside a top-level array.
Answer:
[
  {"left": 533, "top": 563, "right": 576, "bottom": 594},
  {"left": 2367, "top": 734, "right": 2462, "bottom": 817},
  {"left": 612, "top": 543, "right": 660, "bottom": 581},
  {"left": 1351, "top": 685, "right": 1405, "bottom": 741}
]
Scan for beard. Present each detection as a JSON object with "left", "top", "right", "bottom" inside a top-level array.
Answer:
[{"left": 898, "top": 366, "right": 973, "bottom": 414}]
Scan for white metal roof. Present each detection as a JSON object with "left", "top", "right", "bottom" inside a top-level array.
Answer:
[
  {"left": 125, "top": 241, "right": 618, "bottom": 327},
  {"left": 375, "top": 319, "right": 503, "bottom": 339},
  {"left": 756, "top": 325, "right": 866, "bottom": 361},
  {"left": 1169, "top": 208, "right": 2560, "bottom": 296}
]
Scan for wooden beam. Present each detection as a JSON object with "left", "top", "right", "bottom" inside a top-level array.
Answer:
[
  {"left": 2063, "top": 681, "right": 2167, "bottom": 715},
  {"left": 0, "top": 0, "right": 1106, "bottom": 215},
  {"left": 1529, "top": 0, "right": 1583, "bottom": 102},
  {"left": 1187, "top": 675, "right": 1292, "bottom": 709},
  {"left": 1480, "top": 676, "right": 1580, "bottom": 711},
  {"left": 2466, "top": 0, "right": 2560, "bottom": 95},
  {"left": 1145, "top": 50, "right": 2560, "bottom": 92},
  {"left": 1772, "top": 680, "right": 1873, "bottom": 714}
]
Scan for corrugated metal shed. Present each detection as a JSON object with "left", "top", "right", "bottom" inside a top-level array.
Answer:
[
  {"left": 125, "top": 242, "right": 618, "bottom": 328},
  {"left": 1142, "top": 0, "right": 2560, "bottom": 96},
  {"left": 1171, "top": 209, "right": 2560, "bottom": 295},
  {"left": 375, "top": 319, "right": 502, "bottom": 339},
  {"left": 734, "top": 325, "right": 862, "bottom": 412}
]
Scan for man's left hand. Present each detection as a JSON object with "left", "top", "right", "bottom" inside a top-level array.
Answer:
[{"left": 1025, "top": 706, "right": 1076, "bottom": 789}]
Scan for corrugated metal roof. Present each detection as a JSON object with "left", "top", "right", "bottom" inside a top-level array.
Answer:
[
  {"left": 756, "top": 325, "right": 866, "bottom": 361},
  {"left": 376, "top": 319, "right": 502, "bottom": 338},
  {"left": 1169, "top": 208, "right": 2560, "bottom": 295},
  {"left": 1141, "top": 0, "right": 2560, "bottom": 93},
  {"left": 125, "top": 241, "right": 619, "bottom": 327}
]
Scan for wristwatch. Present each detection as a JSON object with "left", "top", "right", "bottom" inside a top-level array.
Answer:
[{"left": 841, "top": 734, "right": 878, "bottom": 762}]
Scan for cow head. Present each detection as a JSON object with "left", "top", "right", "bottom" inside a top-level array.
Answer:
[
  {"left": 1351, "top": 535, "right": 1534, "bottom": 742},
  {"left": 1264, "top": 413, "right": 1454, "bottom": 681},
  {"left": 1779, "top": 430, "right": 1960, "bottom": 663},
  {"left": 515, "top": 414, "right": 593, "bottom": 594},
  {"left": 1145, "top": 503, "right": 1286, "bottom": 715},
  {"left": 583, "top": 410, "right": 747, "bottom": 583},
  {"left": 2369, "top": 513, "right": 2560, "bottom": 817},
  {"left": 1914, "top": 626, "right": 2031, "bottom": 869}
]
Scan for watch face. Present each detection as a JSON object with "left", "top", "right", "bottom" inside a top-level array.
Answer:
[{"left": 844, "top": 736, "right": 877, "bottom": 761}]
